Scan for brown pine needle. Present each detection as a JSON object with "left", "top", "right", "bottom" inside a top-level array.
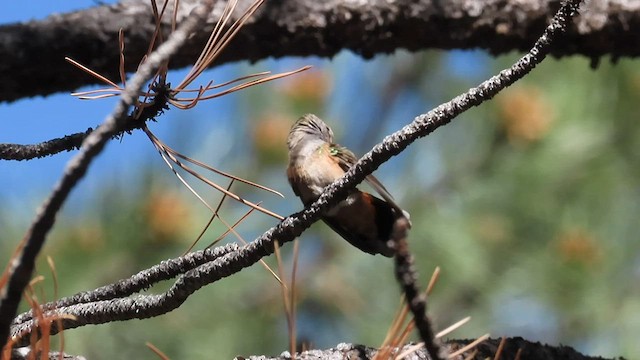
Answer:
[
  {"left": 28, "top": 275, "right": 45, "bottom": 288},
  {"left": 118, "top": 29, "right": 127, "bottom": 87},
  {"left": 133, "top": 76, "right": 166, "bottom": 119},
  {"left": 171, "top": 0, "right": 179, "bottom": 32},
  {"left": 289, "top": 239, "right": 300, "bottom": 358},
  {"left": 448, "top": 334, "right": 490, "bottom": 359},
  {"left": 0, "top": 236, "right": 27, "bottom": 289},
  {"left": 176, "top": 71, "right": 271, "bottom": 93},
  {"left": 381, "top": 295, "right": 409, "bottom": 346},
  {"left": 394, "top": 320, "right": 415, "bottom": 350},
  {"left": 436, "top": 317, "right": 471, "bottom": 339},
  {"left": 47, "top": 256, "right": 64, "bottom": 359},
  {"left": 146, "top": 342, "right": 171, "bottom": 360},
  {"left": 148, "top": 0, "right": 171, "bottom": 56},
  {"left": 207, "top": 204, "right": 259, "bottom": 249},
  {"left": 395, "top": 342, "right": 425, "bottom": 360},
  {"left": 23, "top": 284, "right": 49, "bottom": 360},
  {"left": 274, "top": 241, "right": 288, "bottom": 293},
  {"left": 147, "top": 126, "right": 283, "bottom": 222},
  {"left": 223, "top": 216, "right": 282, "bottom": 285},
  {"left": 67, "top": 0, "right": 308, "bottom": 120},
  {"left": 493, "top": 336, "right": 507, "bottom": 360},
  {"left": 183, "top": 180, "right": 235, "bottom": 255},
  {"left": 395, "top": 266, "right": 441, "bottom": 344},
  {"left": 176, "top": 0, "right": 264, "bottom": 90},
  {"left": 70, "top": 88, "right": 156, "bottom": 98},
  {"left": 207, "top": 0, "right": 263, "bottom": 68},
  {"left": 147, "top": 132, "right": 216, "bottom": 212},
  {"left": 65, "top": 57, "right": 122, "bottom": 89},
  {"left": 274, "top": 240, "right": 297, "bottom": 359},
  {"left": 426, "top": 266, "right": 441, "bottom": 296},
  {"left": 46, "top": 256, "right": 59, "bottom": 305},
  {"left": 77, "top": 93, "right": 122, "bottom": 100},
  {"left": 377, "top": 266, "right": 444, "bottom": 360},
  {"left": 172, "top": 66, "right": 311, "bottom": 107},
  {"left": 176, "top": 0, "right": 239, "bottom": 88},
  {"left": 384, "top": 303, "right": 412, "bottom": 355},
  {"left": 7, "top": 275, "right": 76, "bottom": 360},
  {"left": 463, "top": 349, "right": 478, "bottom": 360},
  {"left": 158, "top": 137, "right": 284, "bottom": 198},
  {"left": 167, "top": 150, "right": 283, "bottom": 219},
  {"left": 3, "top": 314, "right": 76, "bottom": 358},
  {"left": 174, "top": 70, "right": 303, "bottom": 109},
  {"left": 514, "top": 347, "right": 523, "bottom": 360},
  {"left": 145, "top": 128, "right": 283, "bottom": 197}
]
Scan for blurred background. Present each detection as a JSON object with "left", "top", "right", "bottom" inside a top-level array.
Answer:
[{"left": 1, "top": 1, "right": 639, "bottom": 359}]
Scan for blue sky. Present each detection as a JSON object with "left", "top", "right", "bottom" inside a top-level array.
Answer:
[
  {"left": 0, "top": 1, "right": 256, "bottom": 213},
  {"left": 2, "top": 1, "right": 107, "bottom": 23}
]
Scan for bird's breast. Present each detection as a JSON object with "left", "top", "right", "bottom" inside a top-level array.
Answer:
[{"left": 288, "top": 143, "right": 345, "bottom": 204}]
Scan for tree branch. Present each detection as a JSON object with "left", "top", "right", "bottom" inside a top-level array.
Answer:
[
  {"left": 0, "top": 131, "right": 92, "bottom": 161},
  {"left": 10, "top": 338, "right": 613, "bottom": 360},
  {"left": 0, "top": 121, "right": 144, "bottom": 161},
  {"left": 0, "top": 0, "right": 635, "bottom": 103},
  {"left": 0, "top": 0, "right": 217, "bottom": 345},
  {"left": 393, "top": 217, "right": 445, "bottom": 360},
  {"left": 8, "top": 0, "right": 582, "bottom": 345},
  {"left": 237, "top": 338, "right": 615, "bottom": 359},
  {"left": 10, "top": 244, "right": 239, "bottom": 327}
]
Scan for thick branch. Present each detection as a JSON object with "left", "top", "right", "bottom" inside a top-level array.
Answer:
[
  {"left": 10, "top": 244, "right": 239, "bottom": 327},
  {"left": 236, "top": 339, "right": 614, "bottom": 360},
  {"left": 0, "top": 0, "right": 635, "bottom": 102},
  {"left": 9, "top": 339, "right": 612, "bottom": 360}
]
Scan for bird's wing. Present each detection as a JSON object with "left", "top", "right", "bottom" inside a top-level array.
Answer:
[
  {"left": 329, "top": 144, "right": 409, "bottom": 218},
  {"left": 322, "top": 218, "right": 387, "bottom": 256},
  {"left": 286, "top": 165, "right": 303, "bottom": 198}
]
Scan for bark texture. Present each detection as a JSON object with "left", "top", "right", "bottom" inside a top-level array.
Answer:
[
  {"left": 0, "top": 0, "right": 636, "bottom": 102},
  {"left": 237, "top": 339, "right": 617, "bottom": 359}
]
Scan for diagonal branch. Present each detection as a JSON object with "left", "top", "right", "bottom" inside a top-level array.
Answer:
[
  {"left": 9, "top": 0, "right": 583, "bottom": 345},
  {"left": 392, "top": 216, "right": 446, "bottom": 360},
  {"left": 10, "top": 244, "right": 239, "bottom": 327},
  {"left": 0, "top": 0, "right": 217, "bottom": 345},
  {"left": 0, "top": 122, "right": 144, "bottom": 161}
]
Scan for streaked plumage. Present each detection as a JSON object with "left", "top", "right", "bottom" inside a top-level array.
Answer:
[{"left": 286, "top": 114, "right": 410, "bottom": 257}]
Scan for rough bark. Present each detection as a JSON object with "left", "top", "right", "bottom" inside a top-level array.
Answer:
[
  {"left": 0, "top": 0, "right": 636, "bottom": 103},
  {"left": 8, "top": 339, "right": 617, "bottom": 360},
  {"left": 236, "top": 339, "right": 618, "bottom": 360}
]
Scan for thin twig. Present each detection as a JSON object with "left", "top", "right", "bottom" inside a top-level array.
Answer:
[
  {"left": 392, "top": 217, "right": 445, "bottom": 360},
  {"left": 207, "top": 205, "right": 259, "bottom": 248},
  {"left": 448, "top": 334, "right": 490, "bottom": 358},
  {"left": 184, "top": 179, "right": 235, "bottom": 255},
  {"left": 146, "top": 342, "right": 171, "bottom": 360}
]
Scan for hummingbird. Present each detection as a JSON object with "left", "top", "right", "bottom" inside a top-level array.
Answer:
[{"left": 286, "top": 114, "right": 410, "bottom": 257}]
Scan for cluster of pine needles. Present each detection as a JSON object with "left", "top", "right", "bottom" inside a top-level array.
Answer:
[
  {"left": 67, "top": 0, "right": 307, "bottom": 231},
  {"left": 67, "top": 0, "right": 308, "bottom": 285}
]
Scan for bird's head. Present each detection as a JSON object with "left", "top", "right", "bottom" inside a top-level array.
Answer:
[{"left": 287, "top": 114, "right": 334, "bottom": 151}]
